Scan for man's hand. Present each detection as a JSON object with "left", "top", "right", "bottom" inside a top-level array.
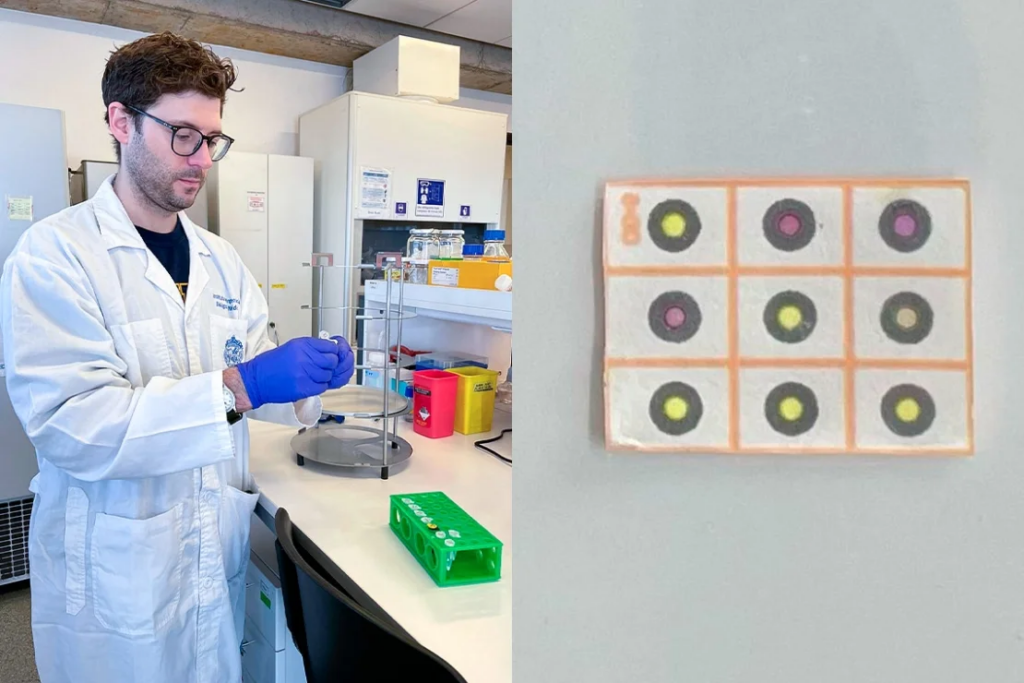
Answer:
[
  {"left": 328, "top": 336, "right": 355, "bottom": 390},
  {"left": 234, "top": 337, "right": 342, "bottom": 410}
]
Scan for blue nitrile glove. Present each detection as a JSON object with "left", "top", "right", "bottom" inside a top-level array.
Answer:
[
  {"left": 235, "top": 337, "right": 340, "bottom": 410},
  {"left": 329, "top": 336, "right": 356, "bottom": 389}
]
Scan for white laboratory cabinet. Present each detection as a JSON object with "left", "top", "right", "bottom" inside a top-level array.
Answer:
[
  {"left": 298, "top": 91, "right": 508, "bottom": 340},
  {"left": 242, "top": 513, "right": 307, "bottom": 683},
  {"left": 207, "top": 153, "right": 315, "bottom": 343},
  {"left": 0, "top": 103, "right": 70, "bottom": 586},
  {"left": 69, "top": 159, "right": 209, "bottom": 228}
]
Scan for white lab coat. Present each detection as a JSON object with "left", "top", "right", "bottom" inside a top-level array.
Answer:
[{"left": 0, "top": 179, "right": 321, "bottom": 683}]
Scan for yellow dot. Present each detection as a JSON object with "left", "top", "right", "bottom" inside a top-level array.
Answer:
[
  {"left": 895, "top": 397, "right": 920, "bottom": 423},
  {"left": 663, "top": 396, "right": 689, "bottom": 421},
  {"left": 777, "top": 305, "right": 803, "bottom": 331},
  {"left": 661, "top": 212, "right": 686, "bottom": 238},
  {"left": 778, "top": 396, "right": 804, "bottom": 422},
  {"left": 895, "top": 307, "right": 918, "bottom": 329}
]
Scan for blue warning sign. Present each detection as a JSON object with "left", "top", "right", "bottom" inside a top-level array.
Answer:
[
  {"left": 416, "top": 179, "right": 445, "bottom": 218},
  {"left": 460, "top": 205, "right": 471, "bottom": 218}
]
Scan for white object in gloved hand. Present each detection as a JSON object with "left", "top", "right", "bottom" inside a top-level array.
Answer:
[
  {"left": 319, "top": 330, "right": 338, "bottom": 344},
  {"left": 236, "top": 337, "right": 345, "bottom": 409}
]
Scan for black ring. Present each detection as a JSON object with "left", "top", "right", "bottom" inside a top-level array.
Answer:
[
  {"left": 880, "top": 291, "right": 933, "bottom": 345},
  {"left": 649, "top": 382, "right": 703, "bottom": 436},
  {"left": 764, "top": 382, "right": 819, "bottom": 437},
  {"left": 879, "top": 199, "right": 932, "bottom": 253},
  {"left": 648, "top": 292, "right": 702, "bottom": 343},
  {"left": 763, "top": 290, "right": 818, "bottom": 344},
  {"left": 762, "top": 198, "right": 817, "bottom": 252},
  {"left": 880, "top": 384, "right": 936, "bottom": 437},
  {"left": 647, "top": 199, "right": 702, "bottom": 253}
]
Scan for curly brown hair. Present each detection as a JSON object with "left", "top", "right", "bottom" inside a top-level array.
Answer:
[{"left": 101, "top": 32, "right": 238, "bottom": 160}]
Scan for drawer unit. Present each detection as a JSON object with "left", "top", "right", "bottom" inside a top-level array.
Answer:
[
  {"left": 241, "top": 611, "right": 307, "bottom": 683},
  {"left": 247, "top": 512, "right": 288, "bottom": 648},
  {"left": 245, "top": 559, "right": 286, "bottom": 650},
  {"left": 243, "top": 511, "right": 308, "bottom": 683},
  {"left": 241, "top": 617, "right": 284, "bottom": 683}
]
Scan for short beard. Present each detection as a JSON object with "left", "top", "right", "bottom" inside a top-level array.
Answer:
[{"left": 124, "top": 138, "right": 202, "bottom": 214}]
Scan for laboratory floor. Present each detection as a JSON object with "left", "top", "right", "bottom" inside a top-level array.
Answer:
[{"left": 0, "top": 582, "right": 38, "bottom": 682}]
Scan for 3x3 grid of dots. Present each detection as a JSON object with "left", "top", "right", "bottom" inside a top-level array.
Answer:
[{"left": 604, "top": 180, "right": 973, "bottom": 453}]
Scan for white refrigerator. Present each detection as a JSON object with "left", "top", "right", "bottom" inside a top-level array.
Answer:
[{"left": 0, "top": 102, "right": 70, "bottom": 585}]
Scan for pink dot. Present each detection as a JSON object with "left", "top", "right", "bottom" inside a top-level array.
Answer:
[
  {"left": 664, "top": 306, "right": 686, "bottom": 328},
  {"left": 894, "top": 214, "right": 917, "bottom": 237},
  {"left": 778, "top": 213, "right": 801, "bottom": 237}
]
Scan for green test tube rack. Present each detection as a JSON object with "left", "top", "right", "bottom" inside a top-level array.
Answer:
[{"left": 389, "top": 492, "right": 503, "bottom": 587}]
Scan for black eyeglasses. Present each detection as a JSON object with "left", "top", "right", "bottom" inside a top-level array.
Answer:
[{"left": 126, "top": 105, "right": 234, "bottom": 162}]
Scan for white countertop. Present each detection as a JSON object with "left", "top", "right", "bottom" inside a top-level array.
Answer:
[{"left": 246, "top": 410, "right": 512, "bottom": 683}]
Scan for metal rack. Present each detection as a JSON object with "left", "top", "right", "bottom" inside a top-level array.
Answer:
[{"left": 290, "top": 252, "right": 416, "bottom": 480}]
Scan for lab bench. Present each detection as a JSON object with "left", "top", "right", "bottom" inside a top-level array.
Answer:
[{"left": 242, "top": 410, "right": 512, "bottom": 683}]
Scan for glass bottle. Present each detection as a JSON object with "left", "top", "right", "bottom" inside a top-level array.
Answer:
[
  {"left": 438, "top": 230, "right": 466, "bottom": 260},
  {"left": 483, "top": 230, "right": 510, "bottom": 260},
  {"left": 405, "top": 228, "right": 434, "bottom": 284}
]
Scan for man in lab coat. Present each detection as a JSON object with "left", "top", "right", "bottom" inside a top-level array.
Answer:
[{"left": 0, "top": 33, "right": 353, "bottom": 683}]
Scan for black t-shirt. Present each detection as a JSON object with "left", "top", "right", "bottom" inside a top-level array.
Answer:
[{"left": 136, "top": 217, "right": 190, "bottom": 301}]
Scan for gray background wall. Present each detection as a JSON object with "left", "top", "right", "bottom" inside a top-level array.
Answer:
[{"left": 513, "top": 1, "right": 1024, "bottom": 680}]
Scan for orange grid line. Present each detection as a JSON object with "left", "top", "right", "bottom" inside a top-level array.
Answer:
[
  {"left": 741, "top": 265, "right": 846, "bottom": 276},
  {"left": 843, "top": 185, "right": 856, "bottom": 450},
  {"left": 741, "top": 357, "right": 845, "bottom": 369},
  {"left": 851, "top": 266, "right": 968, "bottom": 278}
]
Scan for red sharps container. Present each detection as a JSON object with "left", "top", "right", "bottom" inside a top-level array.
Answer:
[{"left": 412, "top": 370, "right": 458, "bottom": 439}]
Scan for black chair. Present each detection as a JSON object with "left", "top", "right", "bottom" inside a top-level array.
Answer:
[{"left": 274, "top": 507, "right": 468, "bottom": 683}]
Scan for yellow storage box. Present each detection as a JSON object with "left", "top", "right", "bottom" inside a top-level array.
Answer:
[
  {"left": 428, "top": 259, "right": 513, "bottom": 291},
  {"left": 445, "top": 367, "right": 500, "bottom": 435}
]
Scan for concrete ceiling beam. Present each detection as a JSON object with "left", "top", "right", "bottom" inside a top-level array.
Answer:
[{"left": 0, "top": 0, "right": 512, "bottom": 93}]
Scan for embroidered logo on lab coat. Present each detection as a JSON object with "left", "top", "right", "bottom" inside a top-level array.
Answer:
[{"left": 224, "top": 336, "right": 244, "bottom": 367}]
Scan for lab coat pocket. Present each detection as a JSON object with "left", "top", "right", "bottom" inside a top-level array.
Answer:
[
  {"left": 110, "top": 318, "right": 173, "bottom": 386},
  {"left": 220, "top": 487, "right": 259, "bottom": 641},
  {"left": 64, "top": 487, "right": 88, "bottom": 616},
  {"left": 220, "top": 486, "right": 259, "bottom": 581},
  {"left": 210, "top": 316, "right": 249, "bottom": 371},
  {"left": 91, "top": 503, "right": 184, "bottom": 637}
]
